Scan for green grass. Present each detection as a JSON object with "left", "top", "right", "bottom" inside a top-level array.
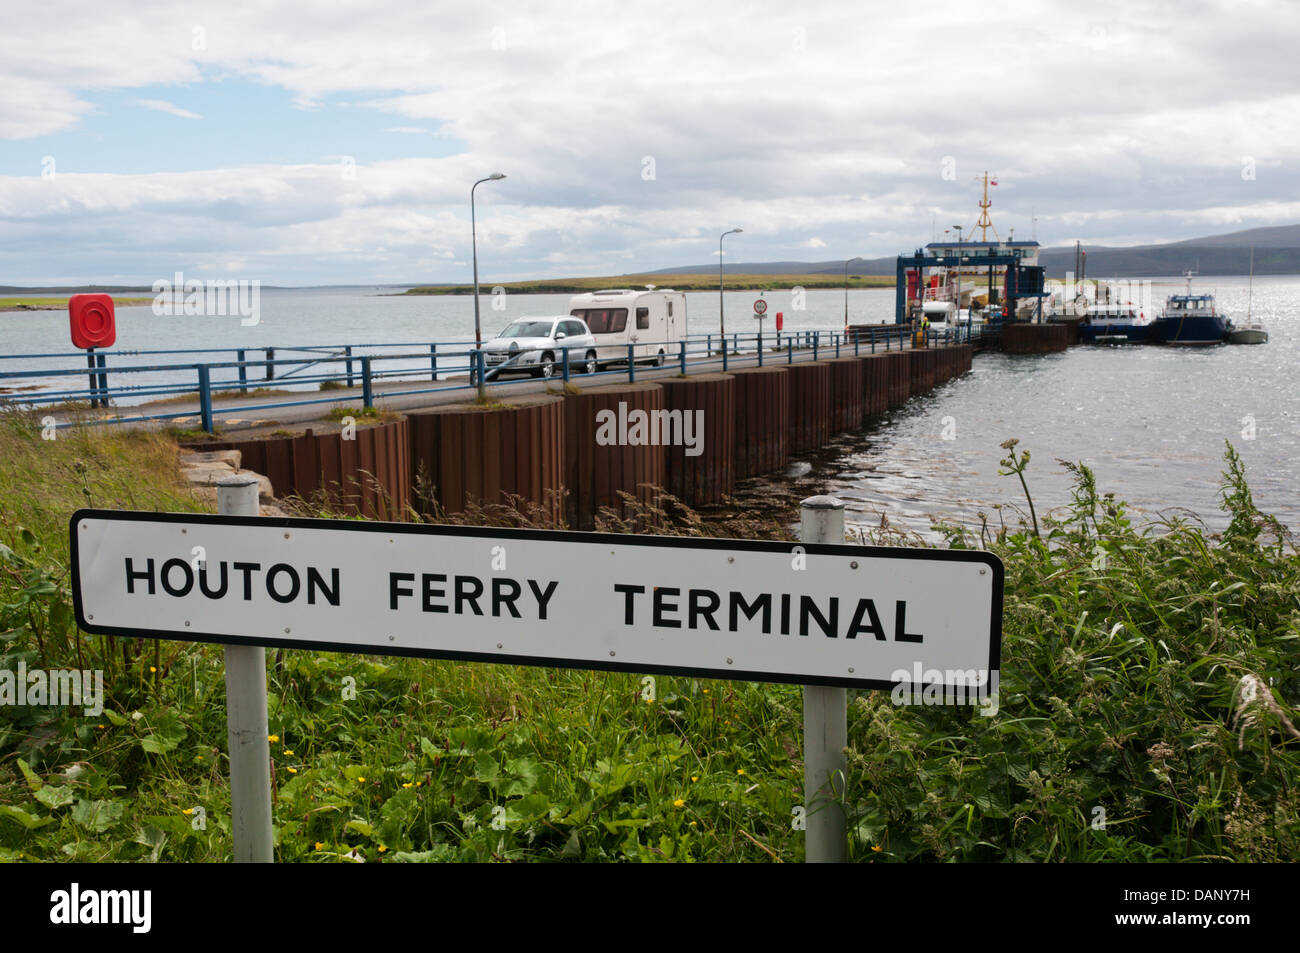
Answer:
[
  {"left": 404, "top": 273, "right": 895, "bottom": 295},
  {"left": 1, "top": 410, "right": 1296, "bottom": 862},
  {"left": 0, "top": 297, "right": 152, "bottom": 312}
]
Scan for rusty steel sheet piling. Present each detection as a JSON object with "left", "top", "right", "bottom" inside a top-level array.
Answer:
[
  {"left": 824, "top": 357, "right": 865, "bottom": 434},
  {"left": 657, "top": 373, "right": 735, "bottom": 506},
  {"left": 729, "top": 366, "right": 790, "bottom": 479},
  {"left": 192, "top": 416, "right": 411, "bottom": 521},
  {"left": 786, "top": 361, "right": 833, "bottom": 454},
  {"left": 1001, "top": 324, "right": 1069, "bottom": 354},
  {"left": 562, "top": 382, "right": 666, "bottom": 530},
  {"left": 407, "top": 394, "right": 564, "bottom": 520}
]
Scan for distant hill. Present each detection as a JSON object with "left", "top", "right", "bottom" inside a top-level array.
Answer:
[{"left": 650, "top": 224, "right": 1300, "bottom": 278}]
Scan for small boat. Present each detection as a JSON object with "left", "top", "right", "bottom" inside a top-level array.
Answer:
[
  {"left": 1225, "top": 323, "right": 1268, "bottom": 345},
  {"left": 1225, "top": 247, "right": 1268, "bottom": 344},
  {"left": 1079, "top": 320, "right": 1149, "bottom": 344},
  {"left": 1149, "top": 271, "right": 1227, "bottom": 345}
]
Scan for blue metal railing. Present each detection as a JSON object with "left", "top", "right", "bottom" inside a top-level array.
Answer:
[{"left": 1, "top": 322, "right": 981, "bottom": 432}]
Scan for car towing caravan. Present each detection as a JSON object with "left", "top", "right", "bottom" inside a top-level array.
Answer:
[{"left": 568, "top": 287, "right": 687, "bottom": 367}]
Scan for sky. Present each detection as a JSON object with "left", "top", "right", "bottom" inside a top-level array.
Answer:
[{"left": 1, "top": 0, "right": 1298, "bottom": 286}]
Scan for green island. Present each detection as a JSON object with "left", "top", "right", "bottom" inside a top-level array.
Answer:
[
  {"left": 1, "top": 411, "right": 1296, "bottom": 862},
  {"left": 404, "top": 273, "right": 896, "bottom": 295}
]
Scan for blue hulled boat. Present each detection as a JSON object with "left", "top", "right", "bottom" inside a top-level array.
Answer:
[{"left": 1149, "top": 273, "right": 1227, "bottom": 345}]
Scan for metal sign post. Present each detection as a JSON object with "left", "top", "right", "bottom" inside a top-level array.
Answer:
[
  {"left": 216, "top": 476, "right": 274, "bottom": 863},
  {"left": 800, "top": 497, "right": 848, "bottom": 862}
]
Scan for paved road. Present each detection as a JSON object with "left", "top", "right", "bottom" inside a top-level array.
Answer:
[{"left": 77, "top": 337, "right": 927, "bottom": 436}]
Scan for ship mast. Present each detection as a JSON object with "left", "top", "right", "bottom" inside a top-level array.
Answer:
[{"left": 972, "top": 171, "right": 1000, "bottom": 242}]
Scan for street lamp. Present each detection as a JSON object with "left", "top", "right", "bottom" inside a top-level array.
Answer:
[
  {"left": 719, "top": 228, "right": 742, "bottom": 344},
  {"left": 843, "top": 256, "right": 863, "bottom": 325},
  {"left": 471, "top": 172, "right": 507, "bottom": 348},
  {"left": 469, "top": 172, "right": 506, "bottom": 395}
]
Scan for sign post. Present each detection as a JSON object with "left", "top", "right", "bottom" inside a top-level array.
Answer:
[
  {"left": 216, "top": 476, "right": 274, "bottom": 863},
  {"left": 800, "top": 496, "right": 847, "bottom": 862},
  {"left": 71, "top": 503, "right": 1002, "bottom": 863}
]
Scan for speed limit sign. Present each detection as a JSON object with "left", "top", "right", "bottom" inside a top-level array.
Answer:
[{"left": 753, "top": 299, "right": 768, "bottom": 315}]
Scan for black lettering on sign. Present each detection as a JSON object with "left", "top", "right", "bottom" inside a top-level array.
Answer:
[
  {"left": 729, "top": 592, "right": 771, "bottom": 633},
  {"left": 894, "top": 601, "right": 923, "bottom": 643},
  {"left": 614, "top": 584, "right": 645, "bottom": 624},
  {"left": 266, "top": 564, "right": 300, "bottom": 604},
  {"left": 421, "top": 573, "right": 447, "bottom": 613},
  {"left": 846, "top": 598, "right": 885, "bottom": 641},
  {"left": 653, "top": 587, "right": 681, "bottom": 628},
  {"left": 391, "top": 572, "right": 415, "bottom": 610},
  {"left": 125, "top": 557, "right": 155, "bottom": 595},
  {"left": 161, "top": 558, "right": 193, "bottom": 597}
]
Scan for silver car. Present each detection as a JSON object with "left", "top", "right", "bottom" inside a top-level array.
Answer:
[{"left": 479, "top": 316, "right": 599, "bottom": 379}]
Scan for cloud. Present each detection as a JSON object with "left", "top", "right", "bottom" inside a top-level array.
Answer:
[
  {"left": 0, "top": 0, "right": 1298, "bottom": 283},
  {"left": 136, "top": 99, "right": 202, "bottom": 120}
]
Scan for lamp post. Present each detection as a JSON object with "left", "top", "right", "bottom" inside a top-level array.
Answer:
[
  {"left": 471, "top": 172, "right": 506, "bottom": 392},
  {"left": 951, "top": 224, "right": 963, "bottom": 311},
  {"left": 719, "top": 228, "right": 742, "bottom": 346},
  {"left": 843, "top": 256, "right": 863, "bottom": 326}
]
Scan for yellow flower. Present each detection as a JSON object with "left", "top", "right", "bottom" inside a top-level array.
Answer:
[
  {"left": 378, "top": 845, "right": 388, "bottom": 853},
  {"left": 182, "top": 808, "right": 193, "bottom": 815},
  {"left": 690, "top": 776, "right": 698, "bottom": 782},
  {"left": 357, "top": 776, "right": 366, "bottom": 783},
  {"left": 314, "top": 842, "right": 324, "bottom": 851},
  {"left": 402, "top": 782, "right": 413, "bottom": 789},
  {"left": 645, "top": 698, "right": 654, "bottom": 705},
  {"left": 416, "top": 781, "right": 423, "bottom": 787},
  {"left": 286, "top": 767, "right": 297, "bottom": 774},
  {"left": 268, "top": 734, "right": 279, "bottom": 743},
  {"left": 702, "top": 688, "right": 710, "bottom": 694},
  {"left": 149, "top": 666, "right": 157, "bottom": 673},
  {"left": 673, "top": 799, "right": 685, "bottom": 808},
  {"left": 736, "top": 768, "right": 745, "bottom": 775},
  {"left": 871, "top": 845, "right": 883, "bottom": 853},
  {"left": 283, "top": 749, "right": 294, "bottom": 756},
  {"left": 689, "top": 821, "right": 697, "bottom": 827}
]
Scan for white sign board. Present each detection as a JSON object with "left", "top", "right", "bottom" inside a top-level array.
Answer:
[
  {"left": 71, "top": 510, "right": 1002, "bottom": 690},
  {"left": 753, "top": 298, "right": 768, "bottom": 315}
]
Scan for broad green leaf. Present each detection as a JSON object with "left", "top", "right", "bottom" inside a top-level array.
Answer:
[
  {"left": 71, "top": 798, "right": 125, "bottom": 833},
  {"left": 35, "top": 786, "right": 75, "bottom": 810},
  {"left": 0, "top": 804, "right": 53, "bottom": 830},
  {"left": 16, "top": 758, "right": 42, "bottom": 792},
  {"left": 140, "top": 711, "right": 186, "bottom": 755}
]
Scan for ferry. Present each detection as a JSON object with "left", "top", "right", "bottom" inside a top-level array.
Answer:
[{"left": 1149, "top": 273, "right": 1227, "bottom": 345}]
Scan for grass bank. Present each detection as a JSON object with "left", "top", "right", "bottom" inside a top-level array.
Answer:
[
  {"left": 0, "top": 413, "right": 1296, "bottom": 861},
  {"left": 404, "top": 273, "right": 895, "bottom": 295}
]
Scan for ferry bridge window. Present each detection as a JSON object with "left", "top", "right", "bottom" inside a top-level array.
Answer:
[
  {"left": 636, "top": 307, "right": 650, "bottom": 329},
  {"left": 571, "top": 308, "right": 627, "bottom": 333}
]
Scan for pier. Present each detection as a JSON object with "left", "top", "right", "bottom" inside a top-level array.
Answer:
[{"left": 3, "top": 326, "right": 976, "bottom": 526}]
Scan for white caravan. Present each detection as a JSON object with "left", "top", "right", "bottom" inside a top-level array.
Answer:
[{"left": 568, "top": 287, "right": 688, "bottom": 367}]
